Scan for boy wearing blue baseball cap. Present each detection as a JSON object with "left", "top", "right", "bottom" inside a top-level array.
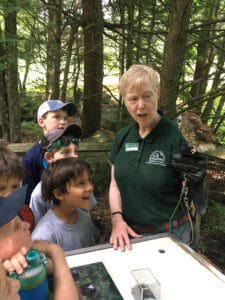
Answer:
[
  {"left": 22, "top": 100, "right": 77, "bottom": 204},
  {"left": 0, "top": 186, "right": 79, "bottom": 299},
  {"left": 0, "top": 145, "right": 34, "bottom": 232}
]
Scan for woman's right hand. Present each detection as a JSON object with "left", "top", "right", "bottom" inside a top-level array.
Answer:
[{"left": 110, "top": 214, "right": 141, "bottom": 251}]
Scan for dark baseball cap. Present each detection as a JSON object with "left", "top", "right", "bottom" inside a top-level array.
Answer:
[
  {"left": 40, "top": 124, "right": 82, "bottom": 150},
  {"left": 0, "top": 185, "right": 27, "bottom": 227}
]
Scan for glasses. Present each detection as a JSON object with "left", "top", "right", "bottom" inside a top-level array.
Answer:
[{"left": 47, "top": 137, "right": 79, "bottom": 152}]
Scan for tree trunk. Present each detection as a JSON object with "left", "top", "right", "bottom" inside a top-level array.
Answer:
[
  {"left": 126, "top": 1, "right": 135, "bottom": 69},
  {"left": 0, "top": 23, "right": 9, "bottom": 140},
  {"left": 4, "top": 0, "right": 21, "bottom": 142},
  {"left": 61, "top": 25, "right": 77, "bottom": 102},
  {"left": 212, "top": 92, "right": 225, "bottom": 132},
  {"left": 190, "top": 2, "right": 219, "bottom": 116},
  {"left": 46, "top": 0, "right": 62, "bottom": 100},
  {"left": 201, "top": 2, "right": 225, "bottom": 123},
  {"left": 160, "top": 0, "right": 192, "bottom": 118},
  {"left": 81, "top": 0, "right": 103, "bottom": 138}
]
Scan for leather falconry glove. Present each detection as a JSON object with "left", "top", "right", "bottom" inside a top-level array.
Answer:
[{"left": 171, "top": 146, "right": 208, "bottom": 215}]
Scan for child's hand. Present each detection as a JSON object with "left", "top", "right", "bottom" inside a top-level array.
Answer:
[
  {"left": 3, "top": 247, "right": 28, "bottom": 275},
  {"left": 32, "top": 239, "right": 53, "bottom": 255},
  {"left": 32, "top": 240, "right": 59, "bottom": 274}
]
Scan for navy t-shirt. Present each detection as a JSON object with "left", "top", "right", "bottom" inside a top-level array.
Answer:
[{"left": 22, "top": 143, "right": 44, "bottom": 204}]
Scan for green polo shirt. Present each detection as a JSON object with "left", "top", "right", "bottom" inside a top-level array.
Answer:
[{"left": 110, "top": 114, "right": 187, "bottom": 226}]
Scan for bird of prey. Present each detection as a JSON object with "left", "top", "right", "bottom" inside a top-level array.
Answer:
[{"left": 177, "top": 111, "right": 222, "bottom": 153}]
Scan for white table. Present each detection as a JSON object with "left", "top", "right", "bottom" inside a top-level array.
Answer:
[{"left": 65, "top": 234, "right": 225, "bottom": 300}]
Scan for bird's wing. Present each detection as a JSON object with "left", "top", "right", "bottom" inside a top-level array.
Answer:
[{"left": 195, "top": 124, "right": 217, "bottom": 143}]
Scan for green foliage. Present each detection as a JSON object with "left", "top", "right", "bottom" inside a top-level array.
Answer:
[
  {"left": 199, "top": 200, "right": 225, "bottom": 254},
  {"left": 21, "top": 121, "right": 42, "bottom": 135},
  {"left": 1, "top": 0, "right": 225, "bottom": 141},
  {"left": 218, "top": 127, "right": 225, "bottom": 144},
  {"left": 201, "top": 201, "right": 225, "bottom": 233},
  {"left": 199, "top": 201, "right": 225, "bottom": 271},
  {"left": 20, "top": 92, "right": 44, "bottom": 121}
]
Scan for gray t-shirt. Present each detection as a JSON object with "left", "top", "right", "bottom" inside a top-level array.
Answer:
[
  {"left": 32, "top": 209, "right": 95, "bottom": 252},
  {"left": 29, "top": 181, "right": 97, "bottom": 225}
]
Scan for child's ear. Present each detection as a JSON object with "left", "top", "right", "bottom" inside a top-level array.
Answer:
[
  {"left": 38, "top": 117, "right": 45, "bottom": 128},
  {"left": 53, "top": 189, "right": 64, "bottom": 201},
  {"left": 44, "top": 151, "right": 54, "bottom": 163}
]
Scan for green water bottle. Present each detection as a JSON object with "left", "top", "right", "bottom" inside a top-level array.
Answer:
[{"left": 9, "top": 249, "right": 49, "bottom": 300}]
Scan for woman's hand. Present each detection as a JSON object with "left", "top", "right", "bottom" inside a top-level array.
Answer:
[{"left": 110, "top": 214, "right": 141, "bottom": 251}]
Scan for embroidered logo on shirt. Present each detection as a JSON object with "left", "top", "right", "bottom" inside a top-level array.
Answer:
[
  {"left": 146, "top": 151, "right": 166, "bottom": 166},
  {"left": 125, "top": 143, "right": 139, "bottom": 152}
]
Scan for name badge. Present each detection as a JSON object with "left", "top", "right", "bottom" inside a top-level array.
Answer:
[{"left": 125, "top": 143, "right": 139, "bottom": 152}]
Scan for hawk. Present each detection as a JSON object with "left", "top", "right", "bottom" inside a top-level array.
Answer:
[{"left": 177, "top": 111, "right": 222, "bottom": 153}]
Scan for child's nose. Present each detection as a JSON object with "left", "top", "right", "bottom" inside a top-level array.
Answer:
[
  {"left": 60, "top": 119, "right": 66, "bottom": 124},
  {"left": 87, "top": 183, "right": 94, "bottom": 192}
]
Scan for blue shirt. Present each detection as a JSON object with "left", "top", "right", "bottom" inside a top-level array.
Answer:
[{"left": 22, "top": 143, "right": 44, "bottom": 204}]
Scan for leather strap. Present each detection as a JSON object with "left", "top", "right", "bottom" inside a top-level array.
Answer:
[{"left": 130, "top": 214, "right": 190, "bottom": 234}]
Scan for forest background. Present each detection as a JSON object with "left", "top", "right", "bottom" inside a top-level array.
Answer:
[
  {"left": 0, "top": 0, "right": 225, "bottom": 142},
  {"left": 0, "top": 0, "right": 225, "bottom": 271}
]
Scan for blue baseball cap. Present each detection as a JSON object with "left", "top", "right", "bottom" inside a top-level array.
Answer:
[
  {"left": 0, "top": 185, "right": 27, "bottom": 227},
  {"left": 37, "top": 100, "right": 77, "bottom": 120}
]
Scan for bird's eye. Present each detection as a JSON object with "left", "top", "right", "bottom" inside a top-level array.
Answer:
[{"left": 177, "top": 116, "right": 182, "bottom": 123}]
